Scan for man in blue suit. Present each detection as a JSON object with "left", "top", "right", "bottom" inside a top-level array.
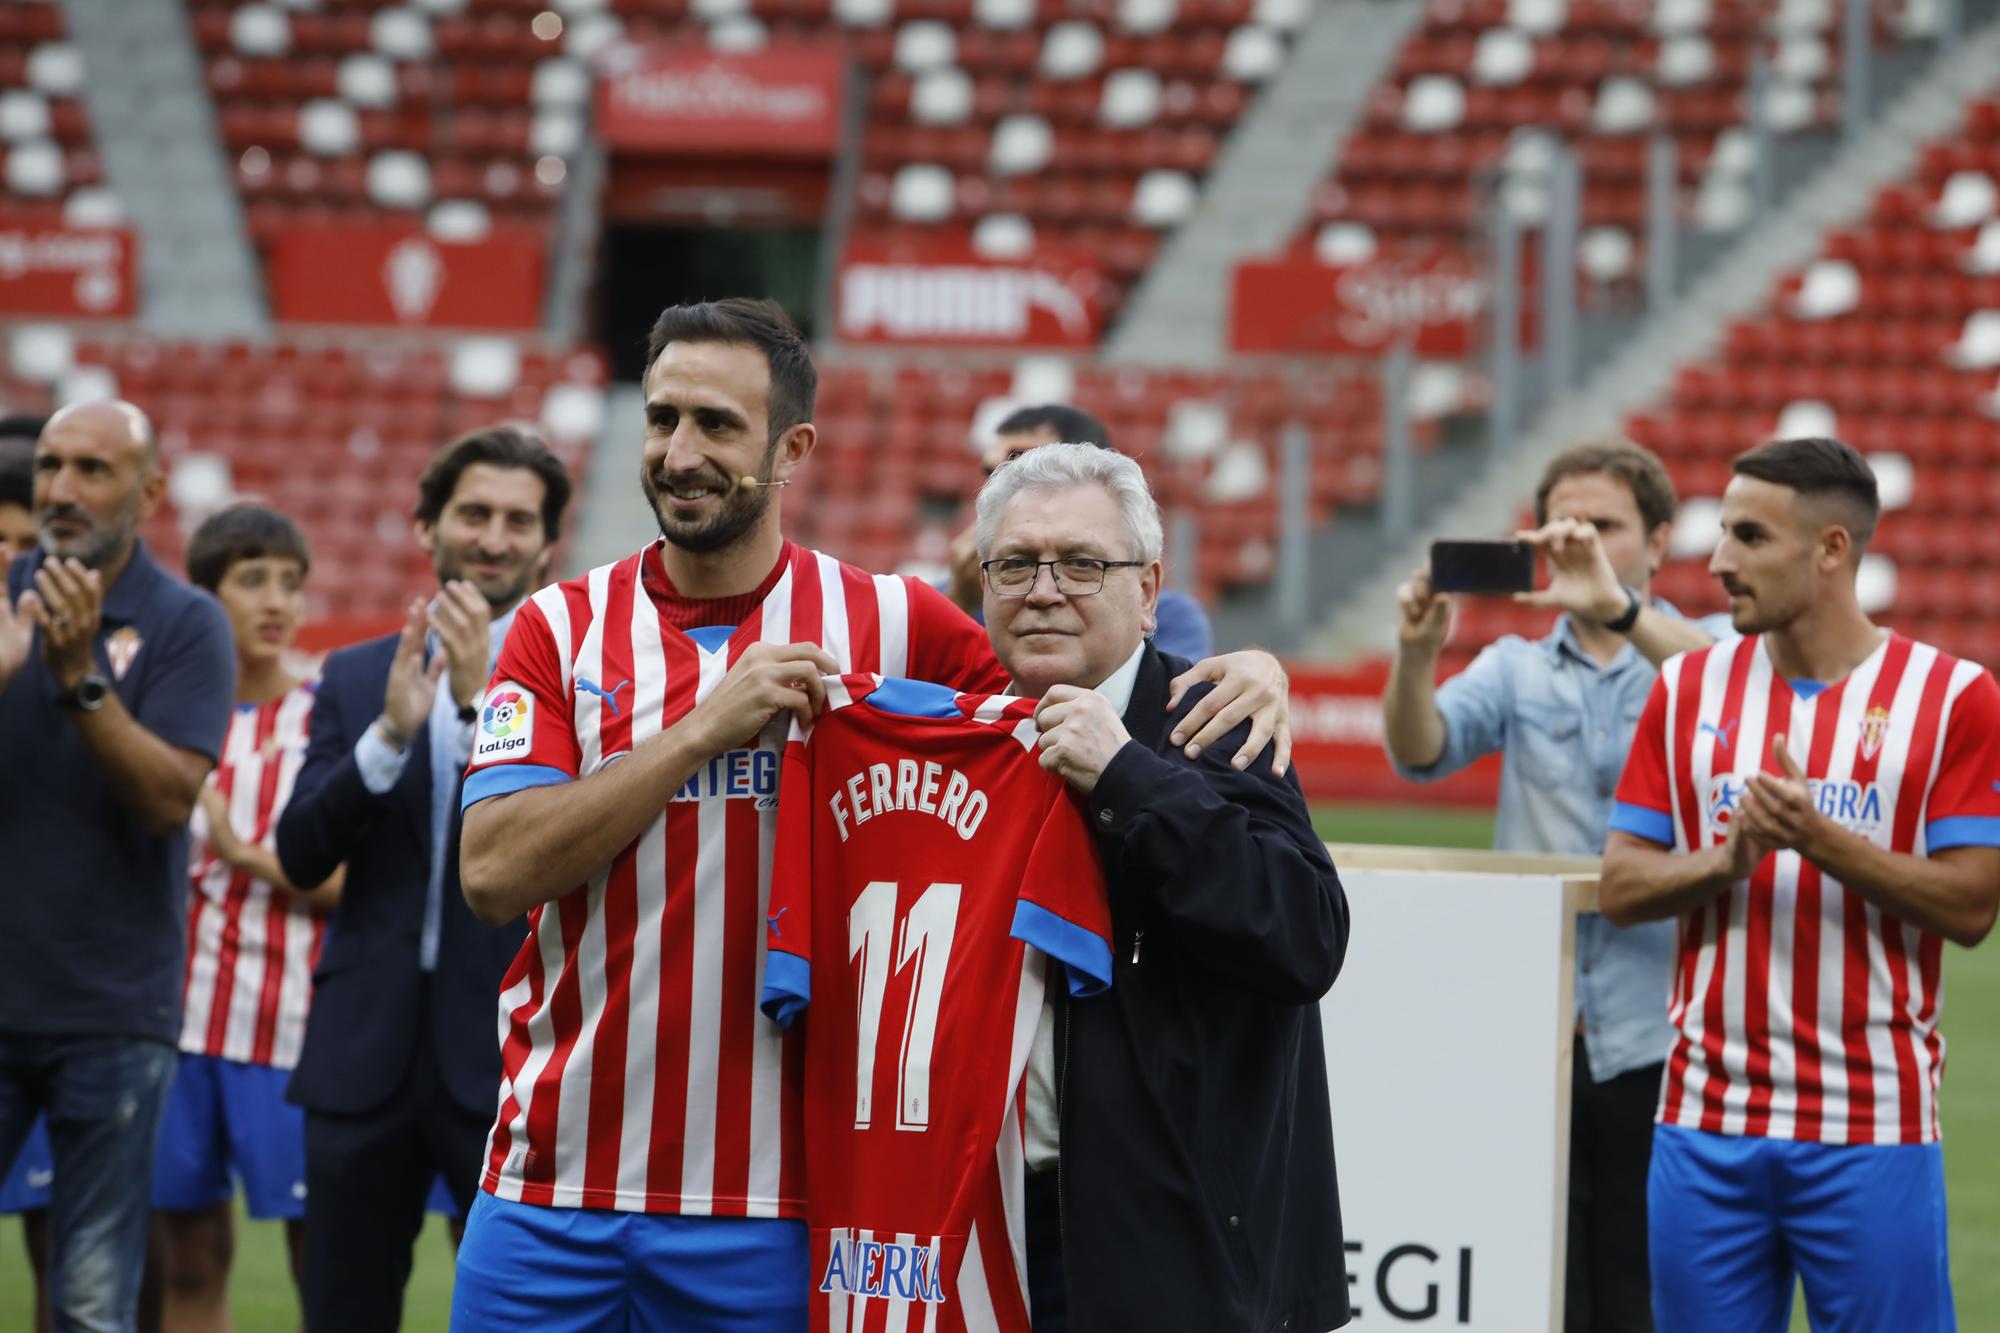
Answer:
[{"left": 276, "top": 425, "right": 571, "bottom": 1331}]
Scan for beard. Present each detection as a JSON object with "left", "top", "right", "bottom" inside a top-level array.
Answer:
[
  {"left": 643, "top": 448, "right": 776, "bottom": 555},
  {"left": 433, "top": 542, "right": 541, "bottom": 611},
  {"left": 37, "top": 493, "right": 140, "bottom": 569}
]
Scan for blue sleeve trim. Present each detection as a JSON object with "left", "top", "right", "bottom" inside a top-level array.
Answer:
[
  {"left": 1927, "top": 816, "right": 2000, "bottom": 852},
  {"left": 1609, "top": 802, "right": 1675, "bottom": 847},
  {"left": 462, "top": 764, "right": 572, "bottom": 813},
  {"left": 866, "top": 676, "right": 963, "bottom": 719},
  {"left": 760, "top": 949, "right": 811, "bottom": 1029},
  {"left": 1011, "top": 901, "right": 1113, "bottom": 998}
]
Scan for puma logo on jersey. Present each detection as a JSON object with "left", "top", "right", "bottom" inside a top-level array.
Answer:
[
  {"left": 767, "top": 907, "right": 789, "bottom": 939},
  {"left": 1700, "top": 720, "right": 1738, "bottom": 749},
  {"left": 576, "top": 677, "right": 633, "bottom": 717}
]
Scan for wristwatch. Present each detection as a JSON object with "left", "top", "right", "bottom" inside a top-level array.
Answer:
[
  {"left": 1603, "top": 585, "right": 1643, "bottom": 635},
  {"left": 56, "top": 673, "right": 111, "bottom": 712}
]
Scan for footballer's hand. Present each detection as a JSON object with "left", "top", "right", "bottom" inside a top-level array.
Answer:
[
  {"left": 1720, "top": 802, "right": 1772, "bottom": 882},
  {"left": 1740, "top": 734, "right": 1824, "bottom": 856},
  {"left": 1396, "top": 567, "right": 1453, "bottom": 656},
  {"left": 378, "top": 599, "right": 446, "bottom": 747},
  {"left": 1513, "top": 518, "right": 1627, "bottom": 623},
  {"left": 1034, "top": 686, "right": 1133, "bottom": 796},
  {"left": 685, "top": 641, "right": 840, "bottom": 752},
  {"left": 197, "top": 783, "right": 246, "bottom": 866},
  {"left": 1167, "top": 649, "right": 1291, "bottom": 776}
]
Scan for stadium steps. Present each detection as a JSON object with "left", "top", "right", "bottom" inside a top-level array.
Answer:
[
  {"left": 1303, "top": 15, "right": 2000, "bottom": 663},
  {"left": 569, "top": 380, "right": 655, "bottom": 578},
  {"left": 1106, "top": 0, "right": 1428, "bottom": 367},
  {"left": 60, "top": 0, "right": 263, "bottom": 337}
]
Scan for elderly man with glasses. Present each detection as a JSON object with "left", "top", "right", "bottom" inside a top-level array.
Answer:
[{"left": 974, "top": 443, "right": 1353, "bottom": 1333}]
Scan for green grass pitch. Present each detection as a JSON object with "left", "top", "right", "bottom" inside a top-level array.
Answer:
[{"left": 0, "top": 803, "right": 1991, "bottom": 1330}]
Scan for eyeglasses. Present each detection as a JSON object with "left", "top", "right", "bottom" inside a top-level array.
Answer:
[{"left": 981, "top": 557, "right": 1145, "bottom": 596}]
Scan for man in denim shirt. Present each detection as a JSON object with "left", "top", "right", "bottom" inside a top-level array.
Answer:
[{"left": 1383, "top": 441, "right": 1728, "bottom": 1333}]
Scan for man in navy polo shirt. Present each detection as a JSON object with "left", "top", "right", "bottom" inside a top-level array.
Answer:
[{"left": 0, "top": 399, "right": 235, "bottom": 1332}]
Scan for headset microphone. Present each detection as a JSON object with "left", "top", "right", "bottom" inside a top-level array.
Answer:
[{"left": 736, "top": 474, "right": 790, "bottom": 492}]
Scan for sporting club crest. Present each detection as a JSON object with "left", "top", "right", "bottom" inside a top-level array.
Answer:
[
  {"left": 105, "top": 626, "right": 142, "bottom": 680},
  {"left": 1859, "top": 705, "right": 1890, "bottom": 762}
]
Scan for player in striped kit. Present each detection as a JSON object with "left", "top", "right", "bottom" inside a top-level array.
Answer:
[
  {"left": 1602, "top": 438, "right": 2000, "bottom": 1332},
  {"left": 151, "top": 505, "right": 342, "bottom": 1330},
  {"left": 451, "top": 299, "right": 1291, "bottom": 1330}
]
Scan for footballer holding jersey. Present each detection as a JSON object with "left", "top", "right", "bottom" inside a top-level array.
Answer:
[
  {"left": 450, "top": 302, "right": 1288, "bottom": 1331},
  {"left": 1603, "top": 439, "right": 2000, "bottom": 1333},
  {"left": 760, "top": 674, "right": 1113, "bottom": 1333}
]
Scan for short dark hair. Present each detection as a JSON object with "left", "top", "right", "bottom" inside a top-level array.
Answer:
[
  {"left": 0, "top": 413, "right": 45, "bottom": 449},
  {"left": 644, "top": 298, "right": 817, "bottom": 442},
  {"left": 994, "top": 404, "right": 1113, "bottom": 452},
  {"left": 186, "top": 503, "right": 312, "bottom": 591},
  {"left": 414, "top": 424, "right": 573, "bottom": 543},
  {"left": 1731, "top": 436, "right": 1880, "bottom": 553},
  {"left": 1535, "top": 438, "right": 1678, "bottom": 532},
  {"left": 0, "top": 440, "right": 31, "bottom": 513}
]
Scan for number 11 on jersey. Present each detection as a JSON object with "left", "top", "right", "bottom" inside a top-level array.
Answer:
[{"left": 848, "top": 881, "right": 962, "bottom": 1134}]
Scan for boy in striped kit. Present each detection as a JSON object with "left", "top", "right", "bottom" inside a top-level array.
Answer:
[
  {"left": 1603, "top": 438, "right": 2000, "bottom": 1332},
  {"left": 151, "top": 505, "right": 342, "bottom": 1329},
  {"left": 451, "top": 299, "right": 1290, "bottom": 1330}
]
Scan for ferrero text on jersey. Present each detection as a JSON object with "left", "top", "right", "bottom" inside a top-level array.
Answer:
[{"left": 829, "top": 760, "right": 991, "bottom": 843}]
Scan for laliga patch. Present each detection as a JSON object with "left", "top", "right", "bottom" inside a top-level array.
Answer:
[{"left": 471, "top": 682, "right": 535, "bottom": 766}]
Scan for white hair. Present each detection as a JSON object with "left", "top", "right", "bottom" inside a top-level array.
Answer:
[{"left": 973, "top": 442, "right": 1163, "bottom": 563}]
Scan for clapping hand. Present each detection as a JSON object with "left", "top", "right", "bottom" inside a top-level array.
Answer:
[
  {"left": 429, "top": 580, "right": 493, "bottom": 710},
  {"left": 379, "top": 599, "right": 447, "bottom": 747},
  {"left": 1736, "top": 734, "right": 1823, "bottom": 858}
]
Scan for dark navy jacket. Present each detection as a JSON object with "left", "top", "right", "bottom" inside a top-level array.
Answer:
[
  {"left": 276, "top": 631, "right": 525, "bottom": 1118},
  {"left": 1055, "top": 646, "right": 1351, "bottom": 1332}
]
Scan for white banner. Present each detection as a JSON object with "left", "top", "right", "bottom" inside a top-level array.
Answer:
[{"left": 1321, "top": 855, "right": 1593, "bottom": 1330}]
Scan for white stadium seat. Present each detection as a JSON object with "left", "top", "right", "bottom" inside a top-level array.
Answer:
[{"left": 989, "top": 115, "right": 1053, "bottom": 176}]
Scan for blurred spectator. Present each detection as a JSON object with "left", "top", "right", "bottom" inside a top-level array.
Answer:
[
  {"left": 150, "top": 505, "right": 342, "bottom": 1333},
  {"left": 1381, "top": 440, "right": 1721, "bottom": 1333},
  {"left": 275, "top": 425, "right": 570, "bottom": 1330},
  {"left": 0, "top": 415, "right": 48, "bottom": 1333},
  {"left": 944, "top": 405, "right": 1214, "bottom": 660},
  {"left": 0, "top": 402, "right": 237, "bottom": 1332},
  {"left": 0, "top": 416, "right": 39, "bottom": 564}
]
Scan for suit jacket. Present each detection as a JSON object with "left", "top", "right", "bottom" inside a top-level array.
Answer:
[
  {"left": 1054, "top": 646, "right": 1352, "bottom": 1332},
  {"left": 276, "top": 632, "right": 526, "bottom": 1119}
]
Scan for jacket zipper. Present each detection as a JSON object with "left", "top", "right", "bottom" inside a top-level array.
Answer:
[
  {"left": 1130, "top": 929, "right": 1144, "bottom": 964},
  {"left": 1054, "top": 993, "right": 1070, "bottom": 1300}
]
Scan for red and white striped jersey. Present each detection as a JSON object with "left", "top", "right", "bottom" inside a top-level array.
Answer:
[
  {"left": 1610, "top": 632, "right": 2000, "bottom": 1144},
  {"left": 180, "top": 683, "right": 328, "bottom": 1070},
  {"left": 463, "top": 541, "right": 1009, "bottom": 1216},
  {"left": 761, "top": 675, "right": 1112, "bottom": 1333}
]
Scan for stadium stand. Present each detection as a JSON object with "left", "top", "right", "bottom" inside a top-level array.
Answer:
[
  {"left": 0, "top": 1, "right": 106, "bottom": 222},
  {"left": 1439, "top": 86, "right": 2000, "bottom": 675},
  {"left": 1, "top": 324, "right": 605, "bottom": 623}
]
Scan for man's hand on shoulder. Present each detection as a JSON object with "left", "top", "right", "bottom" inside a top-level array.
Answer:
[
  {"left": 1166, "top": 649, "right": 1290, "bottom": 776},
  {"left": 681, "top": 641, "right": 840, "bottom": 754},
  {"left": 1033, "top": 686, "right": 1132, "bottom": 796}
]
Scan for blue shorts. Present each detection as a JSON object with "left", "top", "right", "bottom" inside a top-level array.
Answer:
[
  {"left": 450, "top": 1191, "right": 807, "bottom": 1332},
  {"left": 428, "top": 1173, "right": 464, "bottom": 1219},
  {"left": 1649, "top": 1123, "right": 1954, "bottom": 1333},
  {"left": 151, "top": 1053, "right": 306, "bottom": 1221},
  {"left": 0, "top": 1117, "right": 52, "bottom": 1213}
]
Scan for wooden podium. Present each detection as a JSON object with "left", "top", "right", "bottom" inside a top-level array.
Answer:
[{"left": 1318, "top": 845, "right": 1603, "bottom": 1332}]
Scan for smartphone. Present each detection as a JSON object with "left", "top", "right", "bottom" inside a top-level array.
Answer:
[{"left": 1429, "top": 540, "right": 1534, "bottom": 596}]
